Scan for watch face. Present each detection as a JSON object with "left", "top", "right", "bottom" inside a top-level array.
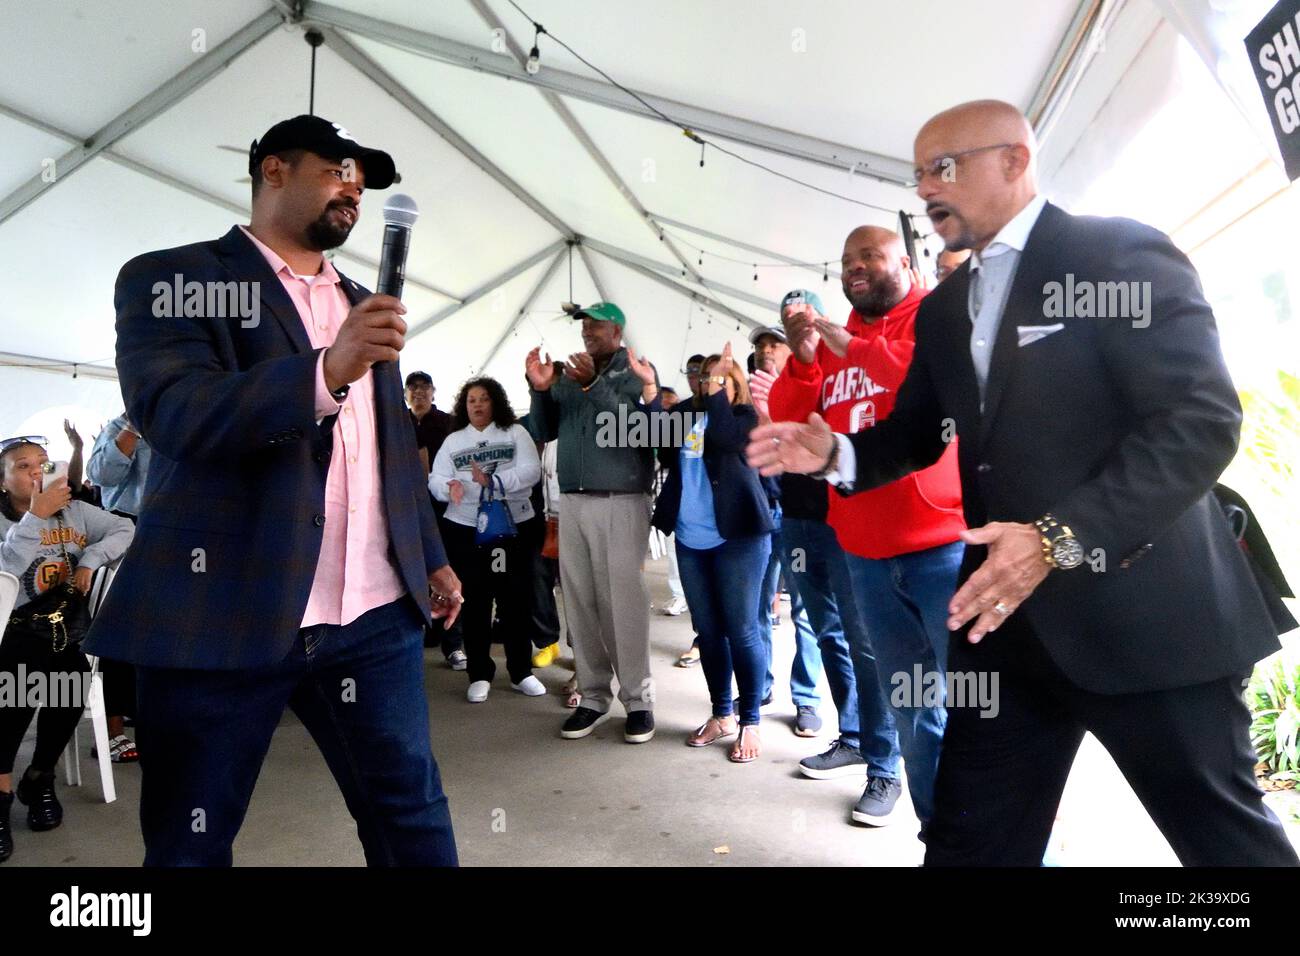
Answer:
[{"left": 1053, "top": 537, "right": 1085, "bottom": 569}]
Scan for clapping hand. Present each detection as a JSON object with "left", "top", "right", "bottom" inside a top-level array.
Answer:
[
  {"left": 470, "top": 461, "right": 491, "bottom": 488},
  {"left": 813, "top": 318, "right": 853, "bottom": 358},
  {"left": 626, "top": 350, "right": 656, "bottom": 386},
  {"left": 447, "top": 479, "right": 465, "bottom": 505},
  {"left": 564, "top": 352, "right": 596, "bottom": 386},
  {"left": 749, "top": 368, "right": 778, "bottom": 423},
  {"left": 525, "top": 346, "right": 557, "bottom": 390},
  {"left": 782, "top": 304, "right": 820, "bottom": 364}
]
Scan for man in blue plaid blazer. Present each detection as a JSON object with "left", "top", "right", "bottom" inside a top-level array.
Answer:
[{"left": 85, "top": 116, "right": 463, "bottom": 866}]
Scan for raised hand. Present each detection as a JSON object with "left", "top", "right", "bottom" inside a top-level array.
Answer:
[
  {"left": 749, "top": 367, "right": 778, "bottom": 423},
  {"left": 63, "top": 419, "right": 83, "bottom": 449},
  {"left": 525, "top": 346, "right": 557, "bottom": 391},
  {"left": 782, "top": 304, "right": 820, "bottom": 364},
  {"left": 626, "top": 350, "right": 656, "bottom": 386}
]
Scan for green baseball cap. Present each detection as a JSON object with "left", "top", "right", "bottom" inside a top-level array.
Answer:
[{"left": 573, "top": 301, "right": 626, "bottom": 328}]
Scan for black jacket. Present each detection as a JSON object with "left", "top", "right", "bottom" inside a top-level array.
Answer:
[
  {"left": 651, "top": 390, "right": 774, "bottom": 541},
  {"left": 842, "top": 201, "right": 1278, "bottom": 694},
  {"left": 85, "top": 226, "right": 444, "bottom": 670}
]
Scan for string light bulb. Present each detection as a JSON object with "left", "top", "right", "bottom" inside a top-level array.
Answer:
[{"left": 526, "top": 26, "right": 542, "bottom": 74}]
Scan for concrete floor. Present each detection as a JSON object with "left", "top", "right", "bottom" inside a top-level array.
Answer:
[{"left": 6, "top": 558, "right": 1298, "bottom": 867}]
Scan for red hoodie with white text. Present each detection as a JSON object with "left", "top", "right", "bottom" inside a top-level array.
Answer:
[{"left": 767, "top": 284, "right": 965, "bottom": 559}]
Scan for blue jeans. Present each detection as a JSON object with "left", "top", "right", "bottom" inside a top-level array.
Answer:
[
  {"left": 758, "top": 528, "right": 821, "bottom": 706},
  {"left": 677, "top": 533, "right": 772, "bottom": 725},
  {"left": 780, "top": 518, "right": 863, "bottom": 748},
  {"left": 135, "top": 599, "right": 458, "bottom": 866},
  {"left": 805, "top": 528, "right": 901, "bottom": 778},
  {"left": 845, "top": 541, "right": 964, "bottom": 824}
]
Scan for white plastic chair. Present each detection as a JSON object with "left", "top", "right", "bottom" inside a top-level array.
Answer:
[
  {"left": 0, "top": 572, "right": 18, "bottom": 630},
  {"left": 60, "top": 562, "right": 117, "bottom": 803}
]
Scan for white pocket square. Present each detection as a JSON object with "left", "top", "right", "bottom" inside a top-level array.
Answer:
[{"left": 1017, "top": 323, "right": 1064, "bottom": 347}]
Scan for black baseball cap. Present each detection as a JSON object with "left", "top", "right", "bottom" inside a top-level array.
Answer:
[
  {"left": 404, "top": 371, "right": 433, "bottom": 388},
  {"left": 249, "top": 115, "right": 399, "bottom": 189}
]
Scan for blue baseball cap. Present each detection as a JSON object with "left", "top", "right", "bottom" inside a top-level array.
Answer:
[{"left": 779, "top": 289, "right": 825, "bottom": 317}]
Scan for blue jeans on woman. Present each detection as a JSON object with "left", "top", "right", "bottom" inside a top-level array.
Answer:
[
  {"left": 758, "top": 527, "right": 821, "bottom": 706},
  {"left": 677, "top": 533, "right": 772, "bottom": 725},
  {"left": 844, "top": 540, "right": 964, "bottom": 825}
]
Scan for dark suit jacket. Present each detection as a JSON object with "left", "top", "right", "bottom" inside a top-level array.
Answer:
[
  {"left": 651, "top": 390, "right": 775, "bottom": 541},
  {"left": 84, "top": 226, "right": 447, "bottom": 670},
  {"left": 842, "top": 201, "right": 1278, "bottom": 694}
]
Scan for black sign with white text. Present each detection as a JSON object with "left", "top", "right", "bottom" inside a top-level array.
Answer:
[{"left": 1246, "top": 0, "right": 1300, "bottom": 180}]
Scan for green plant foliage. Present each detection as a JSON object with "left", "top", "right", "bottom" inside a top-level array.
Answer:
[{"left": 1249, "top": 655, "right": 1300, "bottom": 785}]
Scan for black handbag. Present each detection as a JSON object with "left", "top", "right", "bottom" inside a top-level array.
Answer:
[{"left": 6, "top": 514, "right": 91, "bottom": 652}]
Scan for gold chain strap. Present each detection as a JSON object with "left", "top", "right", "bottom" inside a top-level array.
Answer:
[{"left": 23, "top": 510, "right": 77, "bottom": 652}]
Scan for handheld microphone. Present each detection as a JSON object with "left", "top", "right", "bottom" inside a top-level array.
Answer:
[{"left": 376, "top": 194, "right": 419, "bottom": 299}]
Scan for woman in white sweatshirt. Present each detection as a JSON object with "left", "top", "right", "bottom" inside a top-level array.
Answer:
[
  {"left": 0, "top": 438, "right": 134, "bottom": 862},
  {"left": 430, "top": 378, "right": 543, "bottom": 703}
]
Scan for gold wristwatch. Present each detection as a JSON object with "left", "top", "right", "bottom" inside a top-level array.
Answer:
[{"left": 1034, "top": 514, "right": 1083, "bottom": 569}]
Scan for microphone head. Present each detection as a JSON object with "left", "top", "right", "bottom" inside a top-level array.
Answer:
[{"left": 382, "top": 193, "right": 419, "bottom": 229}]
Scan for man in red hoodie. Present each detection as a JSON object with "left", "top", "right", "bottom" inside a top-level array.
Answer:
[{"left": 768, "top": 225, "right": 966, "bottom": 832}]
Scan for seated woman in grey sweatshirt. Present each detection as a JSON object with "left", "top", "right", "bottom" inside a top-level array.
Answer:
[{"left": 0, "top": 438, "right": 134, "bottom": 863}]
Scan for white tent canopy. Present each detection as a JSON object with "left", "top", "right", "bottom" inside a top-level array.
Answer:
[{"left": 3, "top": 0, "right": 1139, "bottom": 444}]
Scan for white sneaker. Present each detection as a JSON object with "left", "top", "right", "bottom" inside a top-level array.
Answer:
[
  {"left": 467, "top": 680, "right": 491, "bottom": 702},
  {"left": 512, "top": 675, "right": 547, "bottom": 697},
  {"left": 662, "top": 596, "right": 688, "bottom": 616},
  {"left": 447, "top": 650, "right": 468, "bottom": 671}
]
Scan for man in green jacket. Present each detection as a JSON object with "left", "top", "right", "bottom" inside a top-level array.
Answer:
[{"left": 525, "top": 303, "right": 657, "bottom": 743}]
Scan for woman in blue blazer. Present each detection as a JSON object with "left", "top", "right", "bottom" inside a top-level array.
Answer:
[{"left": 637, "top": 344, "right": 775, "bottom": 763}]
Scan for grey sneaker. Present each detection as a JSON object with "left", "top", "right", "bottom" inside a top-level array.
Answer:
[
  {"left": 798, "top": 739, "right": 867, "bottom": 779},
  {"left": 794, "top": 705, "right": 822, "bottom": 737},
  {"left": 851, "top": 776, "right": 902, "bottom": 826}
]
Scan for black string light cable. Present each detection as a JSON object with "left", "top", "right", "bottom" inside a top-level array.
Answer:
[{"left": 503, "top": 0, "right": 918, "bottom": 217}]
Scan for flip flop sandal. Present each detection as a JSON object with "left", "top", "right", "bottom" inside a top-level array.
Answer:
[
  {"left": 109, "top": 735, "right": 140, "bottom": 763},
  {"left": 675, "top": 646, "right": 701, "bottom": 668},
  {"left": 728, "top": 725, "right": 760, "bottom": 764},
  {"left": 92, "top": 734, "right": 139, "bottom": 763},
  {"left": 686, "top": 717, "right": 737, "bottom": 747}
]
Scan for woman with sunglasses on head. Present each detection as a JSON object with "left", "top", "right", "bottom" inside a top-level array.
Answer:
[
  {"left": 430, "top": 378, "right": 543, "bottom": 704},
  {"left": 635, "top": 344, "right": 775, "bottom": 763},
  {"left": 0, "top": 438, "right": 134, "bottom": 863}
]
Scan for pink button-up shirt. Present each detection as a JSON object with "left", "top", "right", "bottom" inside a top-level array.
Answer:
[{"left": 240, "top": 226, "right": 406, "bottom": 628}]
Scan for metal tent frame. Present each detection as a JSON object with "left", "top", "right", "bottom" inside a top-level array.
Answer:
[{"left": 0, "top": 0, "right": 1104, "bottom": 379}]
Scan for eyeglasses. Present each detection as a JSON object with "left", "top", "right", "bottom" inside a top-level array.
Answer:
[
  {"left": 0, "top": 435, "right": 47, "bottom": 454},
  {"left": 913, "top": 143, "right": 1017, "bottom": 184}
]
